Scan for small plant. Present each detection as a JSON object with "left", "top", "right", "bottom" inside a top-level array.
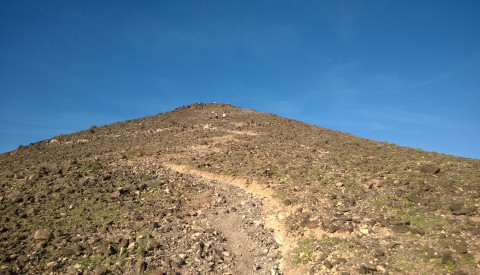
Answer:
[
  {"left": 415, "top": 148, "right": 424, "bottom": 153},
  {"left": 81, "top": 160, "right": 106, "bottom": 172},
  {"left": 460, "top": 253, "right": 476, "bottom": 266},
  {"left": 80, "top": 255, "right": 105, "bottom": 271},
  {"left": 136, "top": 241, "right": 148, "bottom": 259},
  {"left": 293, "top": 238, "right": 316, "bottom": 264},
  {"left": 354, "top": 141, "right": 361, "bottom": 145},
  {"left": 275, "top": 191, "right": 288, "bottom": 201},
  {"left": 377, "top": 194, "right": 395, "bottom": 206},
  {"left": 89, "top": 125, "right": 97, "bottom": 133}
]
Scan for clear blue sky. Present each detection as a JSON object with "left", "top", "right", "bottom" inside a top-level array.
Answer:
[{"left": 1, "top": 1, "right": 479, "bottom": 159}]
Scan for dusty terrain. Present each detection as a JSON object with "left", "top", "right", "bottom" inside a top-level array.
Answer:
[{"left": 1, "top": 103, "right": 479, "bottom": 274}]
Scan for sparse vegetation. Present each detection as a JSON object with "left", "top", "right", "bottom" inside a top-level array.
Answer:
[{"left": 1, "top": 103, "right": 479, "bottom": 274}]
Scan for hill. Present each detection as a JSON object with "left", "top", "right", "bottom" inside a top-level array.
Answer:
[{"left": 1, "top": 103, "right": 479, "bottom": 274}]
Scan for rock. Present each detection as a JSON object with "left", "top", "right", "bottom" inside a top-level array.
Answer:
[
  {"left": 406, "top": 194, "right": 427, "bottom": 204},
  {"left": 11, "top": 196, "right": 23, "bottom": 203},
  {"left": 306, "top": 219, "right": 320, "bottom": 229},
  {"left": 324, "top": 260, "right": 333, "bottom": 269},
  {"left": 14, "top": 172, "right": 25, "bottom": 179},
  {"left": 360, "top": 228, "right": 369, "bottom": 235},
  {"left": 73, "top": 244, "right": 84, "bottom": 256},
  {"left": 376, "top": 265, "right": 386, "bottom": 273},
  {"left": 335, "top": 258, "right": 347, "bottom": 265},
  {"left": 146, "top": 239, "right": 160, "bottom": 250},
  {"left": 45, "top": 261, "right": 58, "bottom": 270},
  {"left": 371, "top": 179, "right": 382, "bottom": 188},
  {"left": 322, "top": 216, "right": 334, "bottom": 227},
  {"left": 170, "top": 255, "right": 186, "bottom": 266},
  {"left": 363, "top": 182, "right": 373, "bottom": 189},
  {"left": 387, "top": 242, "right": 399, "bottom": 250},
  {"left": 34, "top": 229, "right": 52, "bottom": 241},
  {"left": 374, "top": 250, "right": 385, "bottom": 257},
  {"left": 391, "top": 224, "right": 409, "bottom": 234},
  {"left": 134, "top": 260, "right": 147, "bottom": 274},
  {"left": 104, "top": 244, "right": 116, "bottom": 256},
  {"left": 93, "top": 265, "right": 108, "bottom": 275},
  {"left": 151, "top": 221, "right": 160, "bottom": 229},
  {"left": 441, "top": 253, "right": 455, "bottom": 265},
  {"left": 452, "top": 244, "right": 467, "bottom": 254},
  {"left": 318, "top": 253, "right": 328, "bottom": 261},
  {"left": 450, "top": 203, "right": 463, "bottom": 212},
  {"left": 118, "top": 238, "right": 129, "bottom": 250},
  {"left": 358, "top": 265, "right": 376, "bottom": 274},
  {"left": 420, "top": 164, "right": 440, "bottom": 174},
  {"left": 327, "top": 225, "right": 341, "bottom": 233},
  {"left": 410, "top": 228, "right": 425, "bottom": 235},
  {"left": 452, "top": 209, "right": 468, "bottom": 216}
]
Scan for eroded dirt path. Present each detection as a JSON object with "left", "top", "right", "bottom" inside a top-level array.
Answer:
[{"left": 163, "top": 162, "right": 308, "bottom": 274}]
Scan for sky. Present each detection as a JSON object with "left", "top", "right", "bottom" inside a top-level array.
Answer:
[{"left": 1, "top": 1, "right": 479, "bottom": 159}]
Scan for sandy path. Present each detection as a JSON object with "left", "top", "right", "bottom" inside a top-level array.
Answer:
[{"left": 163, "top": 163, "right": 307, "bottom": 274}]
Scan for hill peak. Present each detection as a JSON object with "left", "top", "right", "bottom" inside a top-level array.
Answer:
[{"left": 1, "top": 103, "right": 479, "bottom": 274}]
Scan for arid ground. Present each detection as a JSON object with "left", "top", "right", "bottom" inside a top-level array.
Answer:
[{"left": 1, "top": 103, "right": 479, "bottom": 274}]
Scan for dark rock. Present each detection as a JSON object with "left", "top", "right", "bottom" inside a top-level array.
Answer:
[
  {"left": 104, "top": 244, "right": 116, "bottom": 256},
  {"left": 406, "top": 194, "right": 428, "bottom": 204},
  {"left": 441, "top": 253, "right": 455, "bottom": 265},
  {"left": 335, "top": 258, "right": 347, "bottom": 265},
  {"left": 93, "top": 265, "right": 108, "bottom": 275},
  {"left": 53, "top": 230, "right": 63, "bottom": 238},
  {"left": 11, "top": 196, "right": 23, "bottom": 203},
  {"left": 358, "top": 265, "right": 376, "bottom": 274},
  {"left": 420, "top": 164, "right": 440, "bottom": 174},
  {"left": 318, "top": 253, "right": 328, "bottom": 261},
  {"left": 450, "top": 203, "right": 463, "bottom": 212},
  {"left": 387, "top": 243, "right": 399, "bottom": 250},
  {"left": 146, "top": 239, "right": 160, "bottom": 251},
  {"left": 306, "top": 219, "right": 320, "bottom": 229},
  {"left": 374, "top": 250, "right": 385, "bottom": 257},
  {"left": 327, "top": 225, "right": 341, "bottom": 233},
  {"left": 452, "top": 244, "right": 467, "bottom": 254},
  {"left": 324, "top": 260, "right": 333, "bottom": 269},
  {"left": 391, "top": 224, "right": 410, "bottom": 234},
  {"left": 410, "top": 228, "right": 425, "bottom": 235},
  {"left": 452, "top": 209, "right": 468, "bottom": 216},
  {"left": 73, "top": 243, "right": 84, "bottom": 253},
  {"left": 151, "top": 221, "right": 160, "bottom": 229}
]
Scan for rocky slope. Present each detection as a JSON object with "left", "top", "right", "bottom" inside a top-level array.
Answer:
[{"left": 1, "top": 103, "right": 479, "bottom": 274}]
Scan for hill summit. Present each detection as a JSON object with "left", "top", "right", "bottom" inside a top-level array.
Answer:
[{"left": 1, "top": 103, "right": 479, "bottom": 274}]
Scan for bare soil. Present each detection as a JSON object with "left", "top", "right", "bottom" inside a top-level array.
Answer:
[{"left": 1, "top": 103, "right": 479, "bottom": 274}]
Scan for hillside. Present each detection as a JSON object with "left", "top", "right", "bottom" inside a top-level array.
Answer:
[{"left": 1, "top": 102, "right": 479, "bottom": 274}]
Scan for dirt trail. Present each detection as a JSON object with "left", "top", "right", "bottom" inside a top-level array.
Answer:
[{"left": 163, "top": 162, "right": 308, "bottom": 274}]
